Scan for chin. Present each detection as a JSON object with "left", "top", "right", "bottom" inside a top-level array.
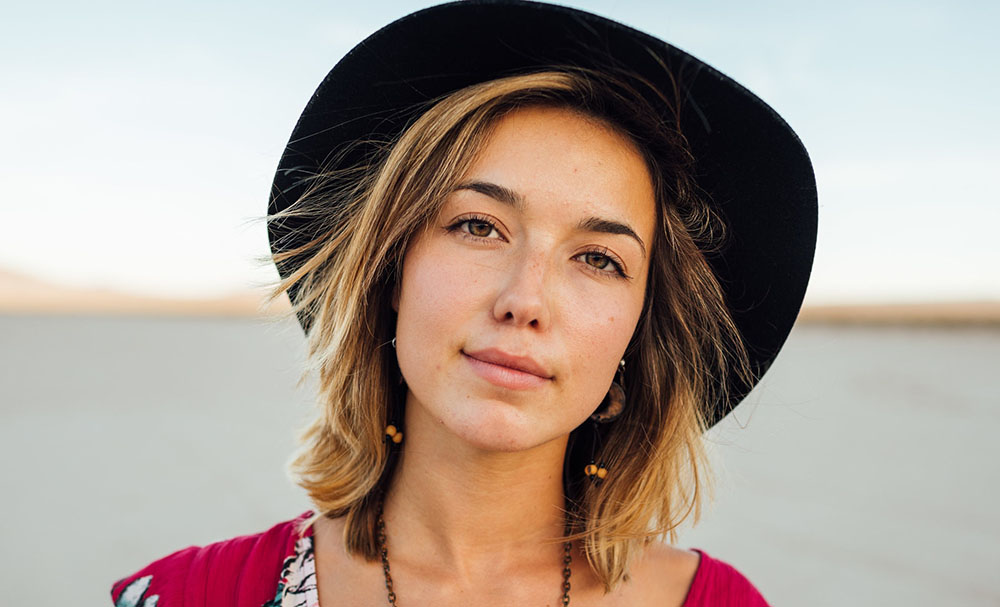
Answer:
[
  {"left": 439, "top": 400, "right": 560, "bottom": 454},
  {"left": 461, "top": 429, "right": 545, "bottom": 453},
  {"left": 403, "top": 385, "right": 579, "bottom": 455}
]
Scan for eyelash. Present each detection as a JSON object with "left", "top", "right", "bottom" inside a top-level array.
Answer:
[{"left": 445, "top": 214, "right": 631, "bottom": 280}]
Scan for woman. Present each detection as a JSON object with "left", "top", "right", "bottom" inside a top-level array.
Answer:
[{"left": 111, "top": 2, "right": 816, "bottom": 606}]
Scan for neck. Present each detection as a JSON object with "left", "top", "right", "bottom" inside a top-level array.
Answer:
[{"left": 382, "top": 398, "right": 569, "bottom": 578}]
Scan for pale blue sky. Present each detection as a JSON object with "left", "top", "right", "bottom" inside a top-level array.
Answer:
[{"left": 2, "top": 0, "right": 997, "bottom": 303}]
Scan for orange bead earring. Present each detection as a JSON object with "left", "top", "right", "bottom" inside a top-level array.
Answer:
[
  {"left": 584, "top": 359, "right": 626, "bottom": 485},
  {"left": 385, "top": 424, "right": 403, "bottom": 444}
]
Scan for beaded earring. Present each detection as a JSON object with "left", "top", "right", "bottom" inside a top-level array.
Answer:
[
  {"left": 584, "top": 359, "right": 626, "bottom": 485},
  {"left": 385, "top": 335, "right": 404, "bottom": 444}
]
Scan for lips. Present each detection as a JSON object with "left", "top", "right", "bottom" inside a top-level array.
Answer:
[{"left": 462, "top": 348, "right": 552, "bottom": 379}]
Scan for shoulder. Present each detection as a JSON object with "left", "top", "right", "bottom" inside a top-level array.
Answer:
[
  {"left": 682, "top": 549, "right": 770, "bottom": 607},
  {"left": 110, "top": 512, "right": 313, "bottom": 607},
  {"left": 626, "top": 542, "right": 701, "bottom": 606}
]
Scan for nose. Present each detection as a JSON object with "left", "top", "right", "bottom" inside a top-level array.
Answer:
[{"left": 492, "top": 252, "right": 552, "bottom": 330}]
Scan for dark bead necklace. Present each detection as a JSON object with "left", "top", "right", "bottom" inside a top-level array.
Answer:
[{"left": 376, "top": 505, "right": 573, "bottom": 606}]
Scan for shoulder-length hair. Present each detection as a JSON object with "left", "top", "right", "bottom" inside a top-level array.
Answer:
[{"left": 269, "top": 68, "right": 749, "bottom": 591}]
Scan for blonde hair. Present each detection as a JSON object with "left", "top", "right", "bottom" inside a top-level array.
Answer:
[{"left": 268, "top": 68, "right": 750, "bottom": 590}]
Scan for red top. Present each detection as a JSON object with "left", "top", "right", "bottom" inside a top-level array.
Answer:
[
  {"left": 683, "top": 550, "right": 770, "bottom": 606},
  {"left": 111, "top": 513, "right": 769, "bottom": 606}
]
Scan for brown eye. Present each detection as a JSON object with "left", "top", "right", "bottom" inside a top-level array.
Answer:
[
  {"left": 585, "top": 252, "right": 611, "bottom": 269},
  {"left": 446, "top": 215, "right": 503, "bottom": 241},
  {"left": 468, "top": 220, "right": 494, "bottom": 238},
  {"left": 575, "top": 249, "right": 628, "bottom": 279}
]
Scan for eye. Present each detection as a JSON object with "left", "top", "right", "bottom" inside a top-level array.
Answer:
[
  {"left": 445, "top": 215, "right": 631, "bottom": 280},
  {"left": 446, "top": 214, "right": 504, "bottom": 241},
  {"left": 575, "top": 249, "right": 630, "bottom": 280}
]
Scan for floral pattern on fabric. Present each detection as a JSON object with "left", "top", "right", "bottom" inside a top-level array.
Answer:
[
  {"left": 263, "top": 535, "right": 319, "bottom": 607},
  {"left": 115, "top": 575, "right": 160, "bottom": 607}
]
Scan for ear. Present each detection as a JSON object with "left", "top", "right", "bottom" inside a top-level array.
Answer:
[{"left": 391, "top": 282, "right": 400, "bottom": 312}]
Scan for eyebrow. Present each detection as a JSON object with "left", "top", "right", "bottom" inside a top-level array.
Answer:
[{"left": 454, "top": 180, "right": 647, "bottom": 259}]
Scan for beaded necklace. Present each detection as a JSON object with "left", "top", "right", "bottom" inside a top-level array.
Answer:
[{"left": 376, "top": 506, "right": 573, "bottom": 606}]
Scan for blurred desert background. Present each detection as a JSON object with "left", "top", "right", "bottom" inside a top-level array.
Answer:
[
  {"left": 3, "top": 269, "right": 999, "bottom": 607},
  {"left": 2, "top": 0, "right": 999, "bottom": 606}
]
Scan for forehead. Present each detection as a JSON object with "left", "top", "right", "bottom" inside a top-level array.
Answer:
[
  {"left": 474, "top": 104, "right": 649, "bottom": 177},
  {"left": 455, "top": 105, "right": 657, "bottom": 237}
]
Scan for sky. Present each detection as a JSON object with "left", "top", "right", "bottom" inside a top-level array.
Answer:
[{"left": 1, "top": 0, "right": 998, "bottom": 304}]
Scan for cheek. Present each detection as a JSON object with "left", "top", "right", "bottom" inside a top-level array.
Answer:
[
  {"left": 395, "top": 242, "right": 484, "bottom": 359},
  {"left": 566, "top": 277, "right": 643, "bottom": 352},
  {"left": 561, "top": 294, "right": 643, "bottom": 410}
]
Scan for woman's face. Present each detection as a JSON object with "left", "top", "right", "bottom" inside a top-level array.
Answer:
[{"left": 394, "top": 105, "right": 656, "bottom": 453}]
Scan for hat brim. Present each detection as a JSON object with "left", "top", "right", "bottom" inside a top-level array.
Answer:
[{"left": 268, "top": 0, "right": 818, "bottom": 426}]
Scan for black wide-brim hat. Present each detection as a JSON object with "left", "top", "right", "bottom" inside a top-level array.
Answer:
[{"left": 268, "top": 0, "right": 818, "bottom": 426}]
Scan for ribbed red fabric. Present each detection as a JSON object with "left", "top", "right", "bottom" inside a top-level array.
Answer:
[{"left": 110, "top": 513, "right": 310, "bottom": 607}]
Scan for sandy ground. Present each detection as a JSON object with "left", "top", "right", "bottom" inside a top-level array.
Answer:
[{"left": 1, "top": 316, "right": 998, "bottom": 606}]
